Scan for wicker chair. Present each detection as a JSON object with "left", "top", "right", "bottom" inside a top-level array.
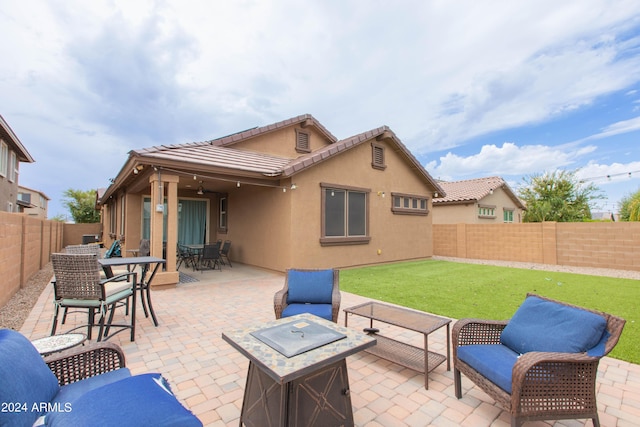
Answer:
[
  {"left": 0, "top": 329, "right": 202, "bottom": 426},
  {"left": 274, "top": 268, "right": 341, "bottom": 322},
  {"left": 51, "top": 253, "right": 137, "bottom": 341},
  {"left": 453, "top": 293, "right": 625, "bottom": 427},
  {"left": 65, "top": 243, "right": 102, "bottom": 256}
]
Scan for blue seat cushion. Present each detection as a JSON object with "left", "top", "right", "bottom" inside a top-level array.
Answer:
[
  {"left": 0, "top": 329, "right": 60, "bottom": 427},
  {"left": 45, "top": 373, "right": 202, "bottom": 426},
  {"left": 500, "top": 296, "right": 607, "bottom": 355},
  {"left": 457, "top": 344, "right": 520, "bottom": 393},
  {"left": 286, "top": 269, "right": 334, "bottom": 304},
  {"left": 281, "top": 303, "right": 333, "bottom": 321},
  {"left": 51, "top": 367, "right": 131, "bottom": 407}
]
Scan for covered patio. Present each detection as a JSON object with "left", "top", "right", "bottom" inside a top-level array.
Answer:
[{"left": 20, "top": 264, "right": 639, "bottom": 426}]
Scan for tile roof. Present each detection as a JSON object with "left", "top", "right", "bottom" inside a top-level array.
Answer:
[
  {"left": 433, "top": 176, "right": 525, "bottom": 209},
  {"left": 133, "top": 142, "right": 291, "bottom": 176},
  {"left": 101, "top": 115, "right": 444, "bottom": 202},
  {"left": 209, "top": 114, "right": 337, "bottom": 147},
  {"left": 281, "top": 126, "right": 445, "bottom": 194}
]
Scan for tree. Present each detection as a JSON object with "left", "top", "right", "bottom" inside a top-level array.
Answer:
[
  {"left": 518, "top": 170, "right": 604, "bottom": 222},
  {"left": 61, "top": 189, "right": 100, "bottom": 223},
  {"left": 618, "top": 188, "right": 640, "bottom": 221}
]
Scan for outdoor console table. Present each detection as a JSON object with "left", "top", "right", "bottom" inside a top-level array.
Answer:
[
  {"left": 99, "top": 256, "right": 165, "bottom": 327},
  {"left": 343, "top": 301, "right": 451, "bottom": 389},
  {"left": 222, "top": 313, "right": 375, "bottom": 427}
]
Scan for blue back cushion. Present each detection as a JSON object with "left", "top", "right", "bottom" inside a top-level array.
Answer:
[
  {"left": 0, "top": 329, "right": 60, "bottom": 427},
  {"left": 286, "top": 269, "right": 334, "bottom": 304},
  {"left": 46, "top": 373, "right": 202, "bottom": 426},
  {"left": 500, "top": 296, "right": 607, "bottom": 354}
]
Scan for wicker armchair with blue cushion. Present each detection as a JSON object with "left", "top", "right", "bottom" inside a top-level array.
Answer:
[
  {"left": 0, "top": 328, "right": 202, "bottom": 427},
  {"left": 274, "top": 268, "right": 341, "bottom": 322},
  {"left": 453, "top": 293, "right": 625, "bottom": 427}
]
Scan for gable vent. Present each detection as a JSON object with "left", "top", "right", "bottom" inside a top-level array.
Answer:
[
  {"left": 371, "top": 142, "right": 386, "bottom": 170},
  {"left": 296, "top": 129, "right": 311, "bottom": 153}
]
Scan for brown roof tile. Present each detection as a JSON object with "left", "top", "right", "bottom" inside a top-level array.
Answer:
[
  {"left": 433, "top": 176, "right": 525, "bottom": 208},
  {"left": 133, "top": 142, "right": 290, "bottom": 175},
  {"left": 209, "top": 114, "right": 337, "bottom": 147}
]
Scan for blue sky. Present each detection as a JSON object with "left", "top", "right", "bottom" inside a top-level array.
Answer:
[{"left": 1, "top": 0, "right": 640, "bottom": 218}]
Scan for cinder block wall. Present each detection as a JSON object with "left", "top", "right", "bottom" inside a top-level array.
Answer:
[
  {"left": 0, "top": 212, "right": 64, "bottom": 308},
  {"left": 434, "top": 222, "right": 640, "bottom": 272}
]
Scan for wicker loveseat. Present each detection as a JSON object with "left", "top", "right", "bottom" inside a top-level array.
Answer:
[
  {"left": 453, "top": 294, "right": 625, "bottom": 427},
  {"left": 0, "top": 329, "right": 202, "bottom": 427}
]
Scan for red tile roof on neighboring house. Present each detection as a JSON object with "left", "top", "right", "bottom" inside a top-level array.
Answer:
[{"left": 433, "top": 176, "right": 525, "bottom": 209}]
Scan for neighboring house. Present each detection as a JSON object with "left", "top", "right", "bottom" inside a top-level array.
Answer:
[
  {"left": 97, "top": 114, "right": 445, "bottom": 286},
  {"left": 0, "top": 115, "right": 35, "bottom": 212},
  {"left": 17, "top": 185, "right": 49, "bottom": 218},
  {"left": 432, "top": 176, "right": 525, "bottom": 224}
]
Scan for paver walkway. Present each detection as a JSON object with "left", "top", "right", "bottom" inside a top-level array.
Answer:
[{"left": 20, "top": 264, "right": 640, "bottom": 426}]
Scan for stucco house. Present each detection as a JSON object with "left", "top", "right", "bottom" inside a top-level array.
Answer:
[
  {"left": 432, "top": 176, "right": 525, "bottom": 224},
  {"left": 17, "top": 185, "right": 49, "bottom": 218},
  {"left": 0, "top": 115, "right": 35, "bottom": 212},
  {"left": 97, "top": 114, "right": 444, "bottom": 286}
]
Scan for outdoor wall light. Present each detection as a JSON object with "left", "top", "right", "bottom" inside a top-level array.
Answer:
[
  {"left": 291, "top": 184, "right": 297, "bottom": 190},
  {"left": 377, "top": 191, "right": 385, "bottom": 197},
  {"left": 434, "top": 192, "right": 439, "bottom": 198},
  {"left": 237, "top": 181, "right": 241, "bottom": 188},
  {"left": 132, "top": 165, "right": 144, "bottom": 174},
  {"left": 197, "top": 186, "right": 204, "bottom": 195}
]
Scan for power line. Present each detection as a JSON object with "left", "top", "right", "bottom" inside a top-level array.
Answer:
[{"left": 579, "top": 170, "right": 640, "bottom": 183}]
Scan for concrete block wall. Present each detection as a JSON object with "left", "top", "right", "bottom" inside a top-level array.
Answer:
[
  {"left": 434, "top": 222, "right": 640, "bottom": 272},
  {"left": 0, "top": 212, "right": 64, "bottom": 308}
]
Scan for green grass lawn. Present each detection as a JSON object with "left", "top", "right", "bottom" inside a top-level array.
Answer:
[{"left": 340, "top": 259, "right": 639, "bottom": 364}]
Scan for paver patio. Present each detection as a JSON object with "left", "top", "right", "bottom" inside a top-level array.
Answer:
[{"left": 19, "top": 264, "right": 640, "bottom": 427}]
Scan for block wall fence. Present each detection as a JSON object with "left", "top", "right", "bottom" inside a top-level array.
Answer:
[
  {"left": 433, "top": 222, "right": 640, "bottom": 272},
  {"left": 0, "top": 213, "right": 101, "bottom": 309}
]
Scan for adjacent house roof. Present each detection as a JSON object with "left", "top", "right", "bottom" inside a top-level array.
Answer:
[
  {"left": 0, "top": 114, "right": 35, "bottom": 163},
  {"left": 433, "top": 176, "right": 525, "bottom": 209}
]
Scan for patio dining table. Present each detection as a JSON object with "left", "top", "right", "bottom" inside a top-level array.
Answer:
[{"left": 98, "top": 256, "right": 165, "bottom": 327}]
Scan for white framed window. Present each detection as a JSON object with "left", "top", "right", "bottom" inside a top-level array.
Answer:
[
  {"left": 8, "top": 151, "right": 17, "bottom": 182},
  {"left": 120, "top": 194, "right": 126, "bottom": 236},
  {"left": 478, "top": 204, "right": 496, "bottom": 218},
  {"left": 503, "top": 209, "right": 514, "bottom": 223},
  {"left": 0, "top": 140, "right": 7, "bottom": 177},
  {"left": 219, "top": 196, "right": 228, "bottom": 231}
]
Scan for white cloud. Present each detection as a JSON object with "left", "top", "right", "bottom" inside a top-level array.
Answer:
[{"left": 425, "top": 142, "right": 597, "bottom": 180}]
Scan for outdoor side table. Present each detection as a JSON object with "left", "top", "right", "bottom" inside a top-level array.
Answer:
[
  {"left": 222, "top": 313, "right": 375, "bottom": 427},
  {"left": 31, "top": 333, "right": 86, "bottom": 357},
  {"left": 344, "top": 301, "right": 451, "bottom": 390}
]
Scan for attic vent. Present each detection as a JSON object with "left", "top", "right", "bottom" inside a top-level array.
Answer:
[
  {"left": 371, "top": 142, "right": 386, "bottom": 170},
  {"left": 296, "top": 129, "right": 311, "bottom": 153}
]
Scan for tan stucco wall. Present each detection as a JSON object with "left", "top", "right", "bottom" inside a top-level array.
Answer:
[
  {"left": 287, "top": 137, "right": 434, "bottom": 270},
  {"left": 229, "top": 124, "right": 331, "bottom": 158}
]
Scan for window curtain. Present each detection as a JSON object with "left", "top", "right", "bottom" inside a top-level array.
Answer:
[
  {"left": 143, "top": 198, "right": 207, "bottom": 245},
  {"left": 178, "top": 200, "right": 207, "bottom": 245}
]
